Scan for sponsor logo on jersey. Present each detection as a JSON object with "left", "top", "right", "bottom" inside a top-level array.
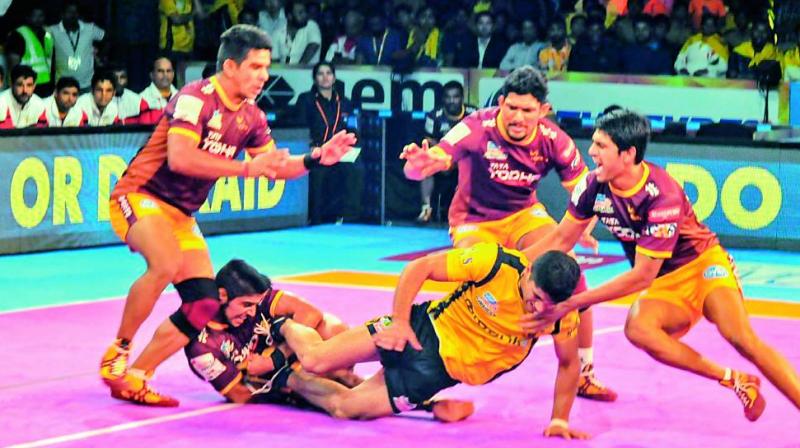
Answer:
[
  {"left": 207, "top": 110, "right": 222, "bottom": 130},
  {"left": 190, "top": 353, "right": 227, "bottom": 382},
  {"left": 476, "top": 292, "right": 499, "bottom": 316},
  {"left": 648, "top": 206, "right": 681, "bottom": 222},
  {"left": 484, "top": 141, "right": 508, "bottom": 160},
  {"left": 593, "top": 194, "right": 614, "bottom": 214},
  {"left": 538, "top": 123, "right": 558, "bottom": 140},
  {"left": 627, "top": 204, "right": 641, "bottom": 221},
  {"left": 704, "top": 265, "right": 730, "bottom": 279},
  {"left": 489, "top": 162, "right": 539, "bottom": 185},
  {"left": 645, "top": 182, "right": 660, "bottom": 197},
  {"left": 644, "top": 223, "right": 677, "bottom": 238},
  {"left": 202, "top": 130, "right": 238, "bottom": 158},
  {"left": 600, "top": 216, "right": 620, "bottom": 226}
]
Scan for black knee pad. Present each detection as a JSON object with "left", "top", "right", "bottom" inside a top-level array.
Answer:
[{"left": 170, "top": 277, "right": 220, "bottom": 339}]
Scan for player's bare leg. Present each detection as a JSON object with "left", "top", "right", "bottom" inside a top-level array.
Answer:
[
  {"left": 280, "top": 319, "right": 380, "bottom": 375},
  {"left": 100, "top": 216, "right": 180, "bottom": 387},
  {"left": 704, "top": 288, "right": 800, "bottom": 418}
]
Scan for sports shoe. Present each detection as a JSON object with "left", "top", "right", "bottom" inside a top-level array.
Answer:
[
  {"left": 720, "top": 371, "right": 766, "bottom": 421},
  {"left": 109, "top": 373, "right": 179, "bottom": 407},
  {"left": 100, "top": 340, "right": 130, "bottom": 386},
  {"left": 416, "top": 204, "right": 433, "bottom": 223},
  {"left": 577, "top": 364, "right": 618, "bottom": 402}
]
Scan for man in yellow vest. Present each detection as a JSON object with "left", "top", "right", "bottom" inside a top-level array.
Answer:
[{"left": 5, "top": 7, "right": 54, "bottom": 96}]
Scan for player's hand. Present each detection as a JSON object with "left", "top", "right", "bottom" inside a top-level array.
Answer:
[
  {"left": 316, "top": 130, "right": 358, "bottom": 165},
  {"left": 400, "top": 139, "right": 451, "bottom": 179},
  {"left": 576, "top": 216, "right": 599, "bottom": 254},
  {"left": 250, "top": 148, "right": 290, "bottom": 178},
  {"left": 543, "top": 424, "right": 590, "bottom": 440},
  {"left": 372, "top": 319, "right": 423, "bottom": 352},
  {"left": 520, "top": 302, "right": 571, "bottom": 336}
]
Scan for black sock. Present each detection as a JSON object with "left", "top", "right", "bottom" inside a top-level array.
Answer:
[{"left": 117, "top": 338, "right": 131, "bottom": 350}]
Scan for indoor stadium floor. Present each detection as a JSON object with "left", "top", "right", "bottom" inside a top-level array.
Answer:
[{"left": 2, "top": 225, "right": 799, "bottom": 447}]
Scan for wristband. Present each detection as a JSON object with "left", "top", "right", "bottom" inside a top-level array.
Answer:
[
  {"left": 549, "top": 418, "right": 568, "bottom": 429},
  {"left": 303, "top": 152, "right": 321, "bottom": 170},
  {"left": 242, "top": 162, "right": 250, "bottom": 178}
]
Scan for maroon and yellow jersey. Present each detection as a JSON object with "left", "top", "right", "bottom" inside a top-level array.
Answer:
[
  {"left": 112, "top": 76, "right": 276, "bottom": 215},
  {"left": 434, "top": 107, "right": 587, "bottom": 225},
  {"left": 428, "top": 242, "right": 579, "bottom": 385},
  {"left": 184, "top": 289, "right": 285, "bottom": 394},
  {"left": 567, "top": 162, "right": 719, "bottom": 276}
]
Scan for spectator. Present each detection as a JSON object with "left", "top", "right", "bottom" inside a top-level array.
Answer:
[
  {"left": 723, "top": 8, "right": 754, "bottom": 49},
  {"left": 238, "top": 7, "right": 258, "bottom": 26},
  {"left": 401, "top": 6, "right": 443, "bottom": 68},
  {"left": 495, "top": 12, "right": 519, "bottom": 45},
  {"left": 139, "top": 57, "right": 177, "bottom": 124},
  {"left": 568, "top": 14, "right": 587, "bottom": 45},
  {"left": 688, "top": 0, "right": 726, "bottom": 30},
  {"left": 159, "top": 0, "right": 196, "bottom": 65},
  {"left": 643, "top": 0, "right": 674, "bottom": 15},
  {"left": 287, "top": 1, "right": 322, "bottom": 64},
  {"left": 416, "top": 80, "right": 476, "bottom": 223},
  {"left": 194, "top": 0, "right": 247, "bottom": 60},
  {"left": 111, "top": 66, "right": 147, "bottom": 123},
  {"left": 569, "top": 18, "right": 622, "bottom": 73},
  {"left": 43, "top": 76, "right": 87, "bottom": 127},
  {"left": 454, "top": 12, "right": 508, "bottom": 69},
  {"left": 728, "top": 18, "right": 779, "bottom": 79},
  {"left": 355, "top": 10, "right": 404, "bottom": 65},
  {"left": 46, "top": 1, "right": 106, "bottom": 92},
  {"left": 621, "top": 15, "right": 674, "bottom": 74},
  {"left": 5, "top": 7, "right": 54, "bottom": 97},
  {"left": 666, "top": 2, "right": 694, "bottom": 49},
  {"left": 393, "top": 4, "right": 415, "bottom": 44},
  {"left": 611, "top": 0, "right": 645, "bottom": 44},
  {"left": 77, "top": 71, "right": 121, "bottom": 126},
  {"left": 651, "top": 13, "right": 676, "bottom": 57},
  {"left": 539, "top": 19, "right": 571, "bottom": 73},
  {"left": 325, "top": 10, "right": 364, "bottom": 64},
  {"left": 258, "top": 0, "right": 289, "bottom": 62},
  {"left": 674, "top": 14, "right": 729, "bottom": 77},
  {"left": 295, "top": 62, "right": 361, "bottom": 224},
  {"left": 500, "top": 19, "right": 546, "bottom": 70},
  {"left": 0, "top": 65, "right": 47, "bottom": 128}
]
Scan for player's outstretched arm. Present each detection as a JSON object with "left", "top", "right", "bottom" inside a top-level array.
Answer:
[
  {"left": 272, "top": 291, "right": 324, "bottom": 329},
  {"left": 263, "top": 130, "right": 359, "bottom": 180},
  {"left": 544, "top": 331, "right": 590, "bottom": 440},
  {"left": 400, "top": 139, "right": 452, "bottom": 181},
  {"left": 521, "top": 216, "right": 588, "bottom": 262}
]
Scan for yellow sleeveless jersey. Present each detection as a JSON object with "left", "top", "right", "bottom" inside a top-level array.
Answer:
[{"left": 427, "top": 242, "right": 579, "bottom": 385}]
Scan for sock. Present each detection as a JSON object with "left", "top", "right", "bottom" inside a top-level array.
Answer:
[
  {"left": 722, "top": 367, "right": 732, "bottom": 382},
  {"left": 578, "top": 347, "right": 594, "bottom": 371},
  {"left": 128, "top": 368, "right": 152, "bottom": 381}
]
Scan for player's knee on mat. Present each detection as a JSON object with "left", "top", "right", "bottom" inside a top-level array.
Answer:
[{"left": 170, "top": 278, "right": 220, "bottom": 338}]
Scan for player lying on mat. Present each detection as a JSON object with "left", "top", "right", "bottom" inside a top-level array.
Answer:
[
  {"left": 520, "top": 108, "right": 800, "bottom": 422},
  {"left": 185, "top": 259, "right": 471, "bottom": 422},
  {"left": 266, "top": 244, "right": 590, "bottom": 439}
]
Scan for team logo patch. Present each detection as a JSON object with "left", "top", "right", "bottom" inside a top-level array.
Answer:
[
  {"left": 645, "top": 223, "right": 677, "bottom": 238},
  {"left": 139, "top": 199, "right": 157, "bottom": 209},
  {"left": 530, "top": 207, "right": 548, "bottom": 218},
  {"left": 190, "top": 353, "right": 227, "bottom": 381},
  {"left": 207, "top": 110, "right": 222, "bottom": 129},
  {"left": 593, "top": 194, "right": 614, "bottom": 214},
  {"left": 484, "top": 141, "right": 507, "bottom": 160},
  {"left": 704, "top": 265, "right": 730, "bottom": 279},
  {"left": 173, "top": 95, "right": 204, "bottom": 125},
  {"left": 476, "top": 292, "right": 499, "bottom": 316}
]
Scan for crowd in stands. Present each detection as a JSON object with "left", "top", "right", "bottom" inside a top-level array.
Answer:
[{"left": 1, "top": 0, "right": 800, "bottom": 129}]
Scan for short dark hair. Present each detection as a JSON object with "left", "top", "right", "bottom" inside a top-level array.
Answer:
[
  {"left": 595, "top": 109, "right": 651, "bottom": 164},
  {"left": 56, "top": 76, "right": 80, "bottom": 92},
  {"left": 202, "top": 62, "right": 217, "bottom": 79},
  {"left": 216, "top": 259, "right": 272, "bottom": 300},
  {"left": 500, "top": 65, "right": 548, "bottom": 103},
  {"left": 11, "top": 64, "right": 36, "bottom": 83},
  {"left": 91, "top": 71, "right": 117, "bottom": 91},
  {"left": 532, "top": 251, "right": 581, "bottom": 304},
  {"left": 475, "top": 11, "right": 493, "bottom": 23},
  {"left": 312, "top": 61, "right": 335, "bottom": 79},
  {"left": 216, "top": 24, "right": 273, "bottom": 70},
  {"left": 442, "top": 80, "right": 464, "bottom": 96}
]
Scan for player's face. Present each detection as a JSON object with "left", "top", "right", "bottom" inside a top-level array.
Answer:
[
  {"left": 56, "top": 86, "right": 79, "bottom": 110},
  {"left": 588, "top": 129, "right": 635, "bottom": 182},
  {"left": 498, "top": 92, "right": 550, "bottom": 141},
  {"left": 225, "top": 294, "right": 262, "bottom": 327},
  {"left": 12, "top": 77, "right": 35, "bottom": 105},
  {"left": 93, "top": 80, "right": 115, "bottom": 108},
  {"left": 227, "top": 49, "right": 272, "bottom": 100},
  {"left": 442, "top": 88, "right": 463, "bottom": 116},
  {"left": 521, "top": 276, "right": 554, "bottom": 315}
]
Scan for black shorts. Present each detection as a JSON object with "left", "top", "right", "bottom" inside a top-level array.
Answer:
[{"left": 366, "top": 302, "right": 459, "bottom": 413}]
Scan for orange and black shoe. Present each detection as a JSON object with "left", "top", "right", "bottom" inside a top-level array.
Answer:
[
  {"left": 100, "top": 339, "right": 130, "bottom": 387},
  {"left": 720, "top": 371, "right": 766, "bottom": 422},
  {"left": 109, "top": 373, "right": 180, "bottom": 407},
  {"left": 577, "top": 364, "right": 618, "bottom": 402}
]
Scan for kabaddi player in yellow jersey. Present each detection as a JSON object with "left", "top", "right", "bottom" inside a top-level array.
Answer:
[
  {"left": 266, "top": 243, "right": 590, "bottom": 439},
  {"left": 522, "top": 109, "right": 800, "bottom": 422},
  {"left": 401, "top": 65, "right": 616, "bottom": 402}
]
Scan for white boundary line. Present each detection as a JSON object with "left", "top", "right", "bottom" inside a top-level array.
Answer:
[{"left": 7, "top": 403, "right": 242, "bottom": 448}]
